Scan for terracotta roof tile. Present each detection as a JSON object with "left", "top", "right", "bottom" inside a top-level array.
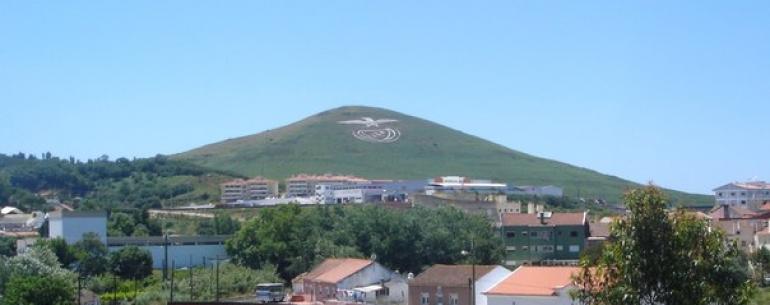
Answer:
[
  {"left": 410, "top": 265, "right": 500, "bottom": 288},
  {"left": 501, "top": 212, "right": 586, "bottom": 227},
  {"left": 302, "top": 258, "right": 373, "bottom": 284},
  {"left": 485, "top": 266, "right": 580, "bottom": 296}
]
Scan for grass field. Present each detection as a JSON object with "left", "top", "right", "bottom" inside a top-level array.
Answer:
[{"left": 175, "top": 106, "right": 711, "bottom": 205}]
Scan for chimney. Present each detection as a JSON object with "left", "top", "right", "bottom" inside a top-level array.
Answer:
[
  {"left": 539, "top": 212, "right": 547, "bottom": 224},
  {"left": 722, "top": 204, "right": 730, "bottom": 219}
]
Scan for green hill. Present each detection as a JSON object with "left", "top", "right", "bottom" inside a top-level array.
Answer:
[{"left": 174, "top": 106, "right": 711, "bottom": 205}]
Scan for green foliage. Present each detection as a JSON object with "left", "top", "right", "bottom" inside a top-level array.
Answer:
[
  {"left": 0, "top": 244, "right": 75, "bottom": 296},
  {"left": 2, "top": 275, "right": 74, "bottom": 305},
  {"left": 175, "top": 106, "right": 710, "bottom": 205},
  {"left": 573, "top": 186, "right": 754, "bottom": 305},
  {"left": 197, "top": 213, "right": 241, "bottom": 235},
  {"left": 0, "top": 153, "right": 239, "bottom": 212},
  {"left": 109, "top": 246, "right": 153, "bottom": 280},
  {"left": 0, "top": 237, "right": 16, "bottom": 257},
  {"left": 227, "top": 204, "right": 503, "bottom": 281},
  {"left": 73, "top": 232, "right": 108, "bottom": 276},
  {"left": 34, "top": 237, "right": 77, "bottom": 268}
]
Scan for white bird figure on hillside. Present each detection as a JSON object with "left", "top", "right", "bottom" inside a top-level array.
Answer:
[{"left": 337, "top": 117, "right": 398, "bottom": 127}]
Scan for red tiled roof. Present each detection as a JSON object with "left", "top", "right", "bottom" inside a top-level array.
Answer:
[
  {"left": 501, "top": 212, "right": 585, "bottom": 227},
  {"left": 410, "top": 265, "right": 500, "bottom": 288},
  {"left": 301, "top": 258, "right": 373, "bottom": 284},
  {"left": 485, "top": 266, "right": 580, "bottom": 296}
]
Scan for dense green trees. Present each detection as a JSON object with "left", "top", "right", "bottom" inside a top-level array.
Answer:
[
  {"left": 0, "top": 237, "right": 16, "bottom": 257},
  {"left": 73, "top": 233, "right": 109, "bottom": 276},
  {"left": 108, "top": 246, "right": 153, "bottom": 280},
  {"left": 0, "top": 153, "right": 237, "bottom": 212},
  {"left": 226, "top": 204, "right": 503, "bottom": 281},
  {"left": 573, "top": 186, "right": 753, "bottom": 305},
  {"left": 2, "top": 275, "right": 74, "bottom": 305},
  {"left": 197, "top": 213, "right": 241, "bottom": 235}
]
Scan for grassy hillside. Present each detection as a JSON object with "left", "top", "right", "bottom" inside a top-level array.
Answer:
[{"left": 175, "top": 106, "right": 711, "bottom": 205}]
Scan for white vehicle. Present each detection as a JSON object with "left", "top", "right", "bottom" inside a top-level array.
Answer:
[{"left": 255, "top": 283, "right": 285, "bottom": 303}]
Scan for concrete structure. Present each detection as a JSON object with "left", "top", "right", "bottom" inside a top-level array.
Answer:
[
  {"left": 425, "top": 176, "right": 508, "bottom": 195},
  {"left": 409, "top": 264, "right": 510, "bottom": 305},
  {"left": 0, "top": 211, "right": 44, "bottom": 232},
  {"left": 106, "top": 235, "right": 228, "bottom": 268},
  {"left": 714, "top": 181, "right": 770, "bottom": 210},
  {"left": 508, "top": 185, "right": 564, "bottom": 198},
  {"left": 500, "top": 212, "right": 588, "bottom": 266},
  {"left": 293, "top": 258, "right": 394, "bottom": 302},
  {"left": 220, "top": 177, "right": 279, "bottom": 203},
  {"left": 484, "top": 266, "right": 581, "bottom": 305},
  {"left": 48, "top": 210, "right": 107, "bottom": 244},
  {"left": 287, "top": 174, "right": 370, "bottom": 198},
  {"left": 316, "top": 183, "right": 386, "bottom": 204}
]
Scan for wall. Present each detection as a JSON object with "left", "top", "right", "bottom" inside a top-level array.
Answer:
[
  {"left": 486, "top": 286, "right": 578, "bottom": 305},
  {"left": 409, "top": 285, "right": 470, "bottom": 305},
  {"left": 108, "top": 244, "right": 227, "bottom": 269},
  {"left": 49, "top": 215, "right": 107, "bottom": 245},
  {"left": 338, "top": 262, "right": 393, "bottom": 289},
  {"left": 475, "top": 267, "right": 511, "bottom": 305}
]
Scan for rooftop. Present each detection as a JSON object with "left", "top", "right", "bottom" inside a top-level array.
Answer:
[
  {"left": 410, "top": 264, "right": 499, "bottom": 288},
  {"left": 485, "top": 266, "right": 580, "bottom": 296},
  {"left": 221, "top": 177, "right": 277, "bottom": 186},
  {"left": 301, "top": 258, "right": 374, "bottom": 284},
  {"left": 714, "top": 181, "right": 770, "bottom": 191},
  {"left": 501, "top": 212, "right": 586, "bottom": 227}
]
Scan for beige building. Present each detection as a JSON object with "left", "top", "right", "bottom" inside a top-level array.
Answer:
[
  {"left": 220, "top": 177, "right": 279, "bottom": 203},
  {"left": 286, "top": 174, "right": 368, "bottom": 197}
]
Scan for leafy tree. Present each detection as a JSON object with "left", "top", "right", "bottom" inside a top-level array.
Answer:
[
  {"left": 34, "top": 237, "right": 77, "bottom": 268},
  {"left": 108, "top": 212, "right": 136, "bottom": 236},
  {"left": 572, "top": 186, "right": 754, "bottom": 305},
  {"left": 0, "top": 236, "right": 16, "bottom": 257},
  {"left": 198, "top": 213, "right": 241, "bottom": 235},
  {"left": 73, "top": 232, "right": 108, "bottom": 276},
  {"left": 0, "top": 244, "right": 74, "bottom": 295},
  {"left": 2, "top": 275, "right": 74, "bottom": 305},
  {"left": 108, "top": 245, "right": 153, "bottom": 280}
]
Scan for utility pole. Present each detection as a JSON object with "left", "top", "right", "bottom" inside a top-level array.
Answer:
[
  {"left": 215, "top": 255, "right": 220, "bottom": 302},
  {"left": 163, "top": 233, "right": 169, "bottom": 281},
  {"left": 189, "top": 254, "right": 194, "bottom": 301},
  {"left": 170, "top": 260, "right": 175, "bottom": 302}
]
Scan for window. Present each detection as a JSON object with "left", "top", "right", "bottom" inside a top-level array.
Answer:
[
  {"left": 570, "top": 231, "right": 578, "bottom": 237},
  {"left": 505, "top": 232, "right": 516, "bottom": 238},
  {"left": 556, "top": 245, "right": 563, "bottom": 251},
  {"left": 421, "top": 293, "right": 430, "bottom": 305},
  {"left": 450, "top": 294, "right": 459, "bottom": 305},
  {"left": 522, "top": 246, "right": 529, "bottom": 251},
  {"left": 522, "top": 231, "right": 528, "bottom": 237},
  {"left": 718, "top": 192, "right": 723, "bottom": 197},
  {"left": 569, "top": 245, "right": 580, "bottom": 252},
  {"left": 741, "top": 200, "right": 746, "bottom": 205},
  {"left": 506, "top": 246, "right": 516, "bottom": 251}
]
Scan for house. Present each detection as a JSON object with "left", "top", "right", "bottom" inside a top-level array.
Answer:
[
  {"left": 409, "top": 264, "right": 510, "bottom": 305},
  {"left": 586, "top": 222, "right": 611, "bottom": 248},
  {"left": 500, "top": 212, "right": 588, "bottom": 266},
  {"left": 484, "top": 266, "right": 581, "bottom": 305},
  {"left": 293, "top": 258, "right": 394, "bottom": 302},
  {"left": 48, "top": 210, "right": 108, "bottom": 244},
  {"left": 714, "top": 181, "right": 770, "bottom": 210}
]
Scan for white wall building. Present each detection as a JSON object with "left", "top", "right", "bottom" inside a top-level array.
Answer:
[
  {"left": 48, "top": 211, "right": 107, "bottom": 244},
  {"left": 714, "top": 181, "right": 770, "bottom": 210}
]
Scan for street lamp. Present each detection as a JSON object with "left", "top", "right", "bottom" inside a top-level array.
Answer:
[{"left": 461, "top": 239, "right": 475, "bottom": 305}]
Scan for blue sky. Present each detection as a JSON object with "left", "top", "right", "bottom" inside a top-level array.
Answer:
[{"left": 1, "top": 1, "right": 768, "bottom": 194}]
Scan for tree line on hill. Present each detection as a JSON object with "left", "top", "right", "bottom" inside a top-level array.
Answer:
[
  {"left": 226, "top": 204, "right": 504, "bottom": 281},
  {"left": 0, "top": 152, "right": 238, "bottom": 212}
]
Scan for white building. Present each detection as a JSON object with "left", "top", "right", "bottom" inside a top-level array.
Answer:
[
  {"left": 425, "top": 176, "right": 508, "bottom": 195},
  {"left": 106, "top": 235, "right": 228, "bottom": 268},
  {"left": 48, "top": 211, "right": 108, "bottom": 244},
  {"left": 484, "top": 266, "right": 582, "bottom": 305},
  {"left": 714, "top": 181, "right": 770, "bottom": 210},
  {"left": 286, "top": 174, "right": 369, "bottom": 198},
  {"left": 315, "top": 183, "right": 386, "bottom": 204}
]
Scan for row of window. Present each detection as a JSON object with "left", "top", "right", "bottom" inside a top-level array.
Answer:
[
  {"left": 421, "top": 292, "right": 459, "bottom": 305},
  {"left": 504, "top": 230, "right": 579, "bottom": 239},
  {"left": 505, "top": 245, "right": 581, "bottom": 253},
  {"left": 717, "top": 191, "right": 770, "bottom": 197}
]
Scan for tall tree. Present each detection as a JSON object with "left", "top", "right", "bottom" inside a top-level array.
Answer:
[
  {"left": 72, "top": 233, "right": 108, "bottom": 276},
  {"left": 572, "top": 186, "right": 754, "bottom": 305},
  {"left": 1, "top": 275, "right": 74, "bottom": 305},
  {"left": 108, "top": 245, "right": 153, "bottom": 279}
]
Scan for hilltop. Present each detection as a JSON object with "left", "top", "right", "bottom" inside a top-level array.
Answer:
[{"left": 175, "top": 106, "right": 711, "bottom": 205}]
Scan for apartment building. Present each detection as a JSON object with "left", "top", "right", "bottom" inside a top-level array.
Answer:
[
  {"left": 286, "top": 174, "right": 369, "bottom": 197},
  {"left": 500, "top": 212, "right": 588, "bottom": 266},
  {"left": 220, "top": 177, "right": 279, "bottom": 203},
  {"left": 714, "top": 181, "right": 770, "bottom": 210}
]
